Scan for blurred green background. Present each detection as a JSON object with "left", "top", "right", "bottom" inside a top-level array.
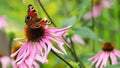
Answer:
[{"left": 0, "top": 0, "right": 120, "bottom": 68}]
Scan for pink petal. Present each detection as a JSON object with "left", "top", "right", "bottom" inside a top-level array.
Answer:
[
  {"left": 11, "top": 42, "right": 28, "bottom": 57},
  {"left": 13, "top": 37, "right": 25, "bottom": 41},
  {"left": 16, "top": 44, "right": 30, "bottom": 64},
  {"left": 114, "top": 49, "right": 120, "bottom": 57},
  {"left": 37, "top": 42, "right": 44, "bottom": 56},
  {"left": 90, "top": 51, "right": 103, "bottom": 65},
  {"left": 100, "top": 1, "right": 112, "bottom": 8},
  {"left": 33, "top": 61, "right": 40, "bottom": 68},
  {"left": 100, "top": 52, "right": 109, "bottom": 68},
  {"left": 35, "top": 55, "right": 48, "bottom": 63},
  {"left": 58, "top": 36, "right": 70, "bottom": 48},
  {"left": 0, "top": 16, "right": 7, "bottom": 29},
  {"left": 44, "top": 39, "right": 63, "bottom": 54},
  {"left": 110, "top": 52, "right": 118, "bottom": 65},
  {"left": 47, "top": 36, "right": 67, "bottom": 54},
  {"left": 95, "top": 52, "right": 105, "bottom": 68},
  {"left": 17, "top": 42, "right": 29, "bottom": 57},
  {"left": 0, "top": 56, "right": 11, "bottom": 68},
  {"left": 88, "top": 51, "right": 103, "bottom": 61},
  {"left": 39, "top": 40, "right": 49, "bottom": 62},
  {"left": 29, "top": 44, "right": 36, "bottom": 65},
  {"left": 72, "top": 35, "right": 86, "bottom": 45},
  {"left": 46, "top": 25, "right": 72, "bottom": 33},
  {"left": 83, "top": 5, "right": 102, "bottom": 20}
]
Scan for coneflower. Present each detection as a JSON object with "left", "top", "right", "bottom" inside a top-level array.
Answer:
[
  {"left": 11, "top": 18, "right": 71, "bottom": 67},
  {"left": 83, "top": 0, "right": 112, "bottom": 20},
  {"left": 88, "top": 42, "right": 120, "bottom": 68},
  {"left": 0, "top": 53, "right": 11, "bottom": 68}
]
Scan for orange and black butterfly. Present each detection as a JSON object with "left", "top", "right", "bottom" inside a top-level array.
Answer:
[{"left": 25, "top": 4, "right": 50, "bottom": 29}]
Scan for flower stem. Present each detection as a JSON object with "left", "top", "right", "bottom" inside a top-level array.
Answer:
[
  {"left": 69, "top": 38, "right": 85, "bottom": 68},
  {"left": 91, "top": 0, "right": 95, "bottom": 52},
  {"left": 37, "top": 0, "right": 57, "bottom": 27},
  {"left": 51, "top": 50, "right": 73, "bottom": 68}
]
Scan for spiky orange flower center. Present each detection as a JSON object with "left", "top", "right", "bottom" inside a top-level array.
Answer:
[
  {"left": 24, "top": 25, "right": 45, "bottom": 42},
  {"left": 11, "top": 44, "right": 22, "bottom": 60},
  {"left": 102, "top": 42, "right": 114, "bottom": 52}
]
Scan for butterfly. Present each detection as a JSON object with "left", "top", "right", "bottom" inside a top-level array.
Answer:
[{"left": 25, "top": 4, "right": 50, "bottom": 29}]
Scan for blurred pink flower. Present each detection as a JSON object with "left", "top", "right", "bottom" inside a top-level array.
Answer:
[
  {"left": 83, "top": 0, "right": 112, "bottom": 20},
  {"left": 0, "top": 16, "right": 7, "bottom": 29},
  {"left": 67, "top": 34, "right": 86, "bottom": 45},
  {"left": 0, "top": 56, "right": 11, "bottom": 68},
  {"left": 88, "top": 42, "right": 120, "bottom": 68},
  {"left": 11, "top": 18, "right": 71, "bottom": 68}
]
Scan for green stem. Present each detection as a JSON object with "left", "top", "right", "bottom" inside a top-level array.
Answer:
[
  {"left": 69, "top": 38, "right": 85, "bottom": 68},
  {"left": 37, "top": 0, "right": 57, "bottom": 27},
  {"left": 51, "top": 50, "right": 73, "bottom": 68},
  {"left": 91, "top": 0, "right": 95, "bottom": 52}
]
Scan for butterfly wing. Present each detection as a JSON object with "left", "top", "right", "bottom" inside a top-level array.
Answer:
[
  {"left": 25, "top": 4, "right": 41, "bottom": 29},
  {"left": 28, "top": 4, "right": 38, "bottom": 18}
]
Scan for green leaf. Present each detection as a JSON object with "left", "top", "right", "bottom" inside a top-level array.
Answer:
[
  {"left": 61, "top": 16, "right": 76, "bottom": 28},
  {"left": 72, "top": 27, "right": 97, "bottom": 40},
  {"left": 78, "top": 6, "right": 87, "bottom": 21},
  {"left": 105, "top": 64, "right": 120, "bottom": 68}
]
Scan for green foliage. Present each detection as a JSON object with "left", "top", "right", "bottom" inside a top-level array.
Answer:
[
  {"left": 105, "top": 64, "right": 120, "bottom": 68},
  {"left": 61, "top": 16, "right": 76, "bottom": 28},
  {"left": 72, "top": 27, "right": 98, "bottom": 40},
  {"left": 0, "top": 0, "right": 119, "bottom": 68},
  {"left": 67, "top": 29, "right": 74, "bottom": 37},
  {"left": 7, "top": 32, "right": 15, "bottom": 40}
]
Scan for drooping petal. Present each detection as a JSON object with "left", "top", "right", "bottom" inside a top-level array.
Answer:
[
  {"left": 110, "top": 52, "right": 118, "bottom": 65},
  {"left": 95, "top": 52, "right": 105, "bottom": 68},
  {"left": 37, "top": 42, "right": 44, "bottom": 56},
  {"left": 13, "top": 37, "right": 26, "bottom": 41},
  {"left": 91, "top": 51, "right": 103, "bottom": 65},
  {"left": 11, "top": 42, "right": 27, "bottom": 57},
  {"left": 44, "top": 39, "right": 63, "bottom": 54},
  {"left": 39, "top": 40, "right": 50, "bottom": 62},
  {"left": 17, "top": 42, "right": 29, "bottom": 57},
  {"left": 46, "top": 25, "right": 72, "bottom": 33},
  {"left": 28, "top": 44, "right": 37, "bottom": 66},
  {"left": 35, "top": 54, "right": 48, "bottom": 63},
  {"left": 33, "top": 61, "right": 40, "bottom": 68},
  {"left": 47, "top": 36, "right": 67, "bottom": 54},
  {"left": 100, "top": 52, "right": 109, "bottom": 68},
  {"left": 114, "top": 49, "right": 120, "bottom": 57},
  {"left": 16, "top": 44, "right": 30, "bottom": 64},
  {"left": 88, "top": 51, "right": 103, "bottom": 61}
]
